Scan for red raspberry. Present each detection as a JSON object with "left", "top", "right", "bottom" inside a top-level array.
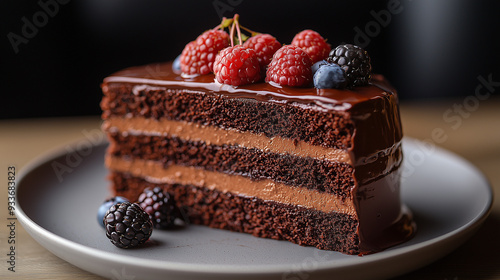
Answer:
[
  {"left": 265, "top": 45, "right": 313, "bottom": 87},
  {"left": 242, "top": 34, "right": 281, "bottom": 69},
  {"left": 180, "top": 30, "right": 229, "bottom": 75},
  {"left": 213, "top": 45, "right": 262, "bottom": 86},
  {"left": 291, "top": 30, "right": 331, "bottom": 63}
]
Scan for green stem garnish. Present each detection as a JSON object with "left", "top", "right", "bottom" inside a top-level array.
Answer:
[{"left": 213, "top": 14, "right": 261, "bottom": 47}]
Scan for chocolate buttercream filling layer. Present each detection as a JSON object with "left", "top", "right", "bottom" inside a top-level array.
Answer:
[
  {"left": 103, "top": 116, "right": 402, "bottom": 190},
  {"left": 106, "top": 131, "right": 355, "bottom": 196},
  {"left": 104, "top": 116, "right": 351, "bottom": 163},
  {"left": 106, "top": 156, "right": 357, "bottom": 216}
]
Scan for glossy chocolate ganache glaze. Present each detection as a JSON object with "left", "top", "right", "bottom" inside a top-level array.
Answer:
[{"left": 103, "top": 61, "right": 415, "bottom": 254}]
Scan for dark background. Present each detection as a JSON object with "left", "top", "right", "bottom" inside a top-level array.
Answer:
[{"left": 2, "top": 0, "right": 499, "bottom": 119}]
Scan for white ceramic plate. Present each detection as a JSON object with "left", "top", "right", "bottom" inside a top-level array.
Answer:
[{"left": 15, "top": 138, "right": 492, "bottom": 280}]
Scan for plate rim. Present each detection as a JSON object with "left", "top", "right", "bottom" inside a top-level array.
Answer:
[{"left": 14, "top": 136, "right": 494, "bottom": 276}]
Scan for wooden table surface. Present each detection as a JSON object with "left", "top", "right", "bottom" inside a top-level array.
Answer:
[{"left": 1, "top": 97, "right": 499, "bottom": 279}]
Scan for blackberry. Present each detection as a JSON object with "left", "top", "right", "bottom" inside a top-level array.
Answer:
[
  {"left": 103, "top": 202, "right": 153, "bottom": 248},
  {"left": 97, "top": 196, "right": 129, "bottom": 228},
  {"left": 138, "top": 187, "right": 177, "bottom": 229},
  {"left": 327, "top": 44, "right": 371, "bottom": 87}
]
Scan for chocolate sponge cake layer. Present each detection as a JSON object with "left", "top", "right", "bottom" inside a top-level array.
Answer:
[
  {"left": 110, "top": 171, "right": 361, "bottom": 254},
  {"left": 101, "top": 83, "right": 355, "bottom": 150},
  {"left": 107, "top": 131, "right": 355, "bottom": 197}
]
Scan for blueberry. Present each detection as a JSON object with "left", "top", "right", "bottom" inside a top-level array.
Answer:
[
  {"left": 311, "top": 60, "right": 328, "bottom": 75},
  {"left": 172, "top": 54, "right": 181, "bottom": 72},
  {"left": 313, "top": 63, "right": 347, "bottom": 89},
  {"left": 97, "top": 196, "right": 129, "bottom": 227}
]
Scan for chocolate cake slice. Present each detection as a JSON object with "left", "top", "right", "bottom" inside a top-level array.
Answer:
[{"left": 100, "top": 61, "right": 415, "bottom": 255}]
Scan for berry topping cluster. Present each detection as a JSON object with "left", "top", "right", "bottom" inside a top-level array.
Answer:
[
  {"left": 178, "top": 15, "right": 372, "bottom": 90},
  {"left": 99, "top": 187, "right": 182, "bottom": 248}
]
